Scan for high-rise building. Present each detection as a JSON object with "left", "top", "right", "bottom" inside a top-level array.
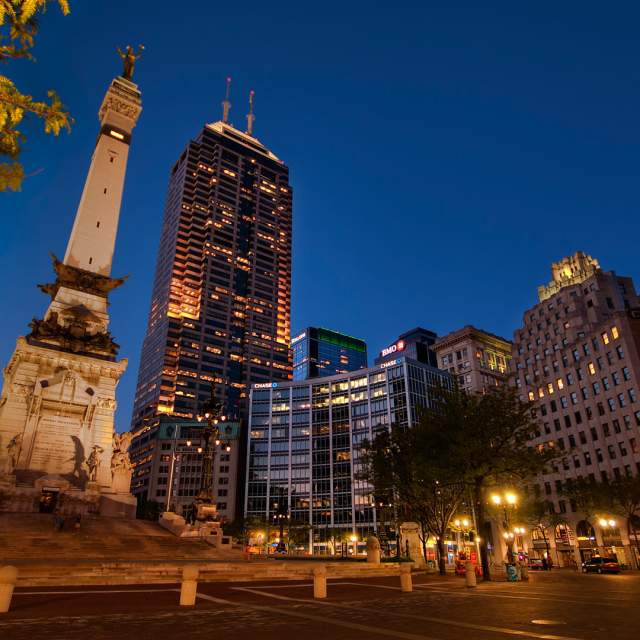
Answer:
[
  {"left": 244, "top": 356, "right": 452, "bottom": 552},
  {"left": 373, "top": 327, "right": 438, "bottom": 367},
  {"left": 131, "top": 84, "right": 292, "bottom": 431},
  {"left": 512, "top": 252, "right": 640, "bottom": 567},
  {"left": 291, "top": 327, "right": 367, "bottom": 380},
  {"left": 129, "top": 416, "right": 240, "bottom": 522},
  {"left": 433, "top": 325, "right": 511, "bottom": 393}
]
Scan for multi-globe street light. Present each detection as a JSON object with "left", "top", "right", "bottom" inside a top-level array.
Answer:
[
  {"left": 491, "top": 491, "right": 519, "bottom": 564},
  {"left": 194, "top": 390, "right": 233, "bottom": 520}
]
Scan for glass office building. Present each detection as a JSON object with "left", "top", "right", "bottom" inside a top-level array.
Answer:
[
  {"left": 292, "top": 327, "right": 367, "bottom": 381},
  {"left": 245, "top": 356, "right": 452, "bottom": 551}
]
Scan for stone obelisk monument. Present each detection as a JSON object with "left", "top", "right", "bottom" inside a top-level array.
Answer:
[{"left": 0, "top": 48, "right": 143, "bottom": 518}]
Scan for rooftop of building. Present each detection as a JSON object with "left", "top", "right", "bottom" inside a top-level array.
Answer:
[
  {"left": 397, "top": 326, "right": 438, "bottom": 340},
  {"left": 537, "top": 251, "right": 601, "bottom": 302},
  {"left": 433, "top": 325, "right": 512, "bottom": 350},
  {"left": 205, "top": 120, "right": 282, "bottom": 163},
  {"left": 291, "top": 327, "right": 367, "bottom": 351},
  {"left": 251, "top": 355, "right": 450, "bottom": 393}
]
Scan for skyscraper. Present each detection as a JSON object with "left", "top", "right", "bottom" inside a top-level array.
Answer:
[
  {"left": 291, "top": 327, "right": 367, "bottom": 380},
  {"left": 512, "top": 252, "right": 640, "bottom": 567},
  {"left": 131, "top": 82, "right": 292, "bottom": 431}
]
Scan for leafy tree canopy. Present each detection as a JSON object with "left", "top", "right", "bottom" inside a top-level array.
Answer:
[{"left": 1, "top": 0, "right": 72, "bottom": 191}]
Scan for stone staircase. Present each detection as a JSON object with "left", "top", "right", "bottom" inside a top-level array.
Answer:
[
  {"left": 0, "top": 513, "right": 236, "bottom": 563},
  {"left": 0, "top": 513, "right": 405, "bottom": 588}
]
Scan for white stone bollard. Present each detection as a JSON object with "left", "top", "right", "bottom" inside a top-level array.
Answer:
[
  {"left": 366, "top": 536, "right": 381, "bottom": 564},
  {"left": 465, "top": 561, "right": 477, "bottom": 588},
  {"left": 399, "top": 563, "right": 413, "bottom": 592},
  {"left": 180, "top": 565, "right": 199, "bottom": 606},
  {"left": 0, "top": 566, "right": 18, "bottom": 613},
  {"left": 313, "top": 565, "right": 327, "bottom": 599}
]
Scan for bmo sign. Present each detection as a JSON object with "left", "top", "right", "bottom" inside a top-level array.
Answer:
[{"left": 381, "top": 339, "right": 406, "bottom": 358}]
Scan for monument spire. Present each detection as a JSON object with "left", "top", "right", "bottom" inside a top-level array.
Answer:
[
  {"left": 62, "top": 50, "right": 143, "bottom": 277},
  {"left": 222, "top": 76, "right": 232, "bottom": 123},
  {"left": 0, "top": 51, "right": 143, "bottom": 518},
  {"left": 246, "top": 90, "right": 255, "bottom": 135}
]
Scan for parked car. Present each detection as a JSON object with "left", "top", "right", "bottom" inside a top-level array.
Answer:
[
  {"left": 582, "top": 556, "right": 620, "bottom": 574},
  {"left": 527, "top": 558, "right": 545, "bottom": 570}
]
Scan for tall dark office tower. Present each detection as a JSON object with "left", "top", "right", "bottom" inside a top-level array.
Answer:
[
  {"left": 131, "top": 84, "right": 292, "bottom": 430},
  {"left": 291, "top": 327, "right": 367, "bottom": 380}
]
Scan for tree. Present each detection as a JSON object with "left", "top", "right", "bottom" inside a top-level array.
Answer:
[
  {"left": 604, "top": 476, "right": 640, "bottom": 569},
  {"left": 1, "top": 0, "right": 72, "bottom": 191},
  {"left": 361, "top": 424, "right": 466, "bottom": 574},
  {"left": 414, "top": 384, "right": 557, "bottom": 580},
  {"left": 135, "top": 494, "right": 163, "bottom": 521},
  {"left": 517, "top": 495, "right": 566, "bottom": 566}
]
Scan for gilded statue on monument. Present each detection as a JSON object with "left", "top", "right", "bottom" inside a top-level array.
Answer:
[{"left": 117, "top": 45, "right": 144, "bottom": 81}]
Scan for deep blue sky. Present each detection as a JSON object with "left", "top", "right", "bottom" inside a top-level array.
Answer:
[{"left": 2, "top": 2, "right": 639, "bottom": 431}]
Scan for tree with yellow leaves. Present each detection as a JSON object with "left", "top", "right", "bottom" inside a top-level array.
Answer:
[{"left": 1, "top": 0, "right": 72, "bottom": 191}]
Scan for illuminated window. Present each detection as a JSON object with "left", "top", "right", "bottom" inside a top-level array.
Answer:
[
  {"left": 538, "top": 387, "right": 544, "bottom": 398},
  {"left": 557, "top": 378, "right": 564, "bottom": 390},
  {"left": 588, "top": 363, "right": 596, "bottom": 375},
  {"left": 601, "top": 332, "right": 610, "bottom": 345},
  {"left": 528, "top": 391, "right": 535, "bottom": 401},
  {"left": 547, "top": 383, "right": 554, "bottom": 394},
  {"left": 611, "top": 326, "right": 619, "bottom": 340}
]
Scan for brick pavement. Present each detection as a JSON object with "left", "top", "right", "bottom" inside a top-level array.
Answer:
[{"left": 1, "top": 571, "right": 638, "bottom": 640}]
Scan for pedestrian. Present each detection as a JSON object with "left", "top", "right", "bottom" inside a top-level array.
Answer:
[
  {"left": 74, "top": 514, "right": 82, "bottom": 532},
  {"left": 53, "top": 508, "right": 65, "bottom": 532}
]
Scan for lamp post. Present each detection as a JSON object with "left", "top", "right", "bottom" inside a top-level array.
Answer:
[
  {"left": 194, "top": 388, "right": 232, "bottom": 520},
  {"left": 599, "top": 518, "right": 618, "bottom": 555},
  {"left": 491, "top": 491, "right": 518, "bottom": 564},
  {"left": 273, "top": 487, "right": 289, "bottom": 553}
]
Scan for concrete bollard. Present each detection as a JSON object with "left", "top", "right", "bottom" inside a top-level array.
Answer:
[
  {"left": 465, "top": 561, "right": 477, "bottom": 588},
  {"left": 180, "top": 565, "right": 199, "bottom": 606},
  {"left": 313, "top": 565, "right": 327, "bottom": 599},
  {"left": 0, "top": 566, "right": 18, "bottom": 613},
  {"left": 399, "top": 563, "right": 413, "bottom": 592}
]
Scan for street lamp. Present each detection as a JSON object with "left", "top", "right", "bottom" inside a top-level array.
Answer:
[
  {"left": 490, "top": 491, "right": 519, "bottom": 564},
  {"left": 194, "top": 387, "right": 232, "bottom": 520}
]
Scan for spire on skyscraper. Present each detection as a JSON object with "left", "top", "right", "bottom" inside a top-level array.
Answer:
[
  {"left": 222, "top": 76, "right": 232, "bottom": 123},
  {"left": 246, "top": 90, "right": 255, "bottom": 135}
]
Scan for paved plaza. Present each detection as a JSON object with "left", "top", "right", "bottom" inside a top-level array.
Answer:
[{"left": 1, "top": 570, "right": 638, "bottom": 640}]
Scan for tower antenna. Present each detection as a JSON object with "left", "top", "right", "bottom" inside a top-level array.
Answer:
[
  {"left": 246, "top": 90, "right": 255, "bottom": 135},
  {"left": 222, "top": 76, "right": 231, "bottom": 123}
]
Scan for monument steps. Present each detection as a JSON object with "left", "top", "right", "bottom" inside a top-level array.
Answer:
[{"left": 0, "top": 513, "right": 238, "bottom": 564}]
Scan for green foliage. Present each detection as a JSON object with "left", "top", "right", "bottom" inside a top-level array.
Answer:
[
  {"left": 361, "top": 423, "right": 466, "bottom": 574},
  {"left": 135, "top": 495, "right": 163, "bottom": 521},
  {"left": 362, "top": 384, "right": 556, "bottom": 580},
  {"left": 1, "top": 0, "right": 71, "bottom": 191}
]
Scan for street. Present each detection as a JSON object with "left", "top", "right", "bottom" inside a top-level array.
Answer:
[{"left": 1, "top": 570, "right": 638, "bottom": 640}]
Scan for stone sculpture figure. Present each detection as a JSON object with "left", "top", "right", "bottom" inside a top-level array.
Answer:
[
  {"left": 117, "top": 45, "right": 144, "bottom": 81},
  {"left": 111, "top": 432, "right": 133, "bottom": 474},
  {"left": 86, "top": 445, "right": 103, "bottom": 482},
  {"left": 110, "top": 432, "right": 133, "bottom": 493},
  {"left": 4, "top": 433, "right": 22, "bottom": 474}
]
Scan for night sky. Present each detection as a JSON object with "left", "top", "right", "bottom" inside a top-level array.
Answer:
[{"left": 2, "top": 2, "right": 639, "bottom": 431}]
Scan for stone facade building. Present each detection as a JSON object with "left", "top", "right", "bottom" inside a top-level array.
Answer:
[
  {"left": 511, "top": 252, "right": 640, "bottom": 567},
  {"left": 129, "top": 416, "right": 240, "bottom": 522},
  {"left": 432, "top": 325, "right": 511, "bottom": 393}
]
